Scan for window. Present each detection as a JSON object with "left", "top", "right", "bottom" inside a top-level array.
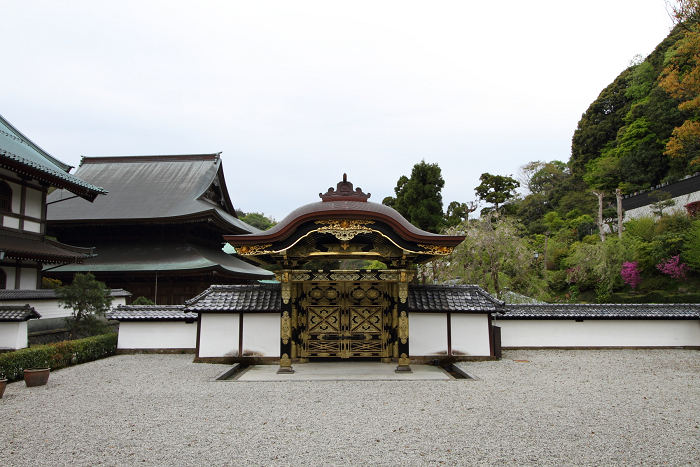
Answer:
[{"left": 0, "top": 181, "right": 11, "bottom": 212}]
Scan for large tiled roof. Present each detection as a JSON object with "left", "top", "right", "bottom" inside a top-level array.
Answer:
[
  {"left": 107, "top": 305, "right": 197, "bottom": 321},
  {"left": 0, "top": 304, "right": 41, "bottom": 321},
  {"left": 186, "top": 284, "right": 281, "bottom": 312},
  {"left": 0, "top": 288, "right": 131, "bottom": 301},
  {"left": 497, "top": 304, "right": 700, "bottom": 319},
  {"left": 44, "top": 242, "right": 273, "bottom": 279},
  {"left": 1, "top": 232, "right": 94, "bottom": 263},
  {"left": 46, "top": 154, "right": 258, "bottom": 234},
  {"left": 409, "top": 285, "right": 505, "bottom": 312},
  {"left": 0, "top": 114, "right": 106, "bottom": 201}
]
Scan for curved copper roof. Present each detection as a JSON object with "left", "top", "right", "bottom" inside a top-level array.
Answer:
[{"left": 224, "top": 176, "right": 465, "bottom": 246}]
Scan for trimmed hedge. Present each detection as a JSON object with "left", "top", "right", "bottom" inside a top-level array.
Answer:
[{"left": 0, "top": 333, "right": 118, "bottom": 382}]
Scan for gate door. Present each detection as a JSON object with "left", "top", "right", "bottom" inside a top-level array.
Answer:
[{"left": 303, "top": 282, "right": 390, "bottom": 358}]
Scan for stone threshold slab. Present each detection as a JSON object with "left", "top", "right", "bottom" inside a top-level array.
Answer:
[{"left": 230, "top": 362, "right": 453, "bottom": 381}]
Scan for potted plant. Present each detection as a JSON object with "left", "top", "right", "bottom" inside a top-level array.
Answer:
[
  {"left": 23, "top": 368, "right": 50, "bottom": 387},
  {"left": 0, "top": 373, "right": 6, "bottom": 398}
]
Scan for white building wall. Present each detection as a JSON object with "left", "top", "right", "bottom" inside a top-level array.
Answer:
[
  {"left": 19, "top": 267, "right": 38, "bottom": 290},
  {"left": 623, "top": 190, "right": 699, "bottom": 222},
  {"left": 0, "top": 321, "right": 28, "bottom": 350},
  {"left": 451, "top": 314, "right": 491, "bottom": 357},
  {"left": 7, "top": 180, "right": 20, "bottom": 214},
  {"left": 117, "top": 321, "right": 196, "bottom": 349},
  {"left": 198, "top": 313, "right": 240, "bottom": 358},
  {"left": 410, "top": 312, "right": 448, "bottom": 356},
  {"left": 241, "top": 313, "right": 279, "bottom": 357},
  {"left": 1, "top": 266, "right": 16, "bottom": 290},
  {"left": 24, "top": 187, "right": 43, "bottom": 219},
  {"left": 498, "top": 319, "right": 700, "bottom": 347},
  {"left": 0, "top": 296, "right": 128, "bottom": 319}
]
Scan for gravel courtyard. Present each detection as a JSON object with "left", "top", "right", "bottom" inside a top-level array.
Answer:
[{"left": 1, "top": 349, "right": 698, "bottom": 466}]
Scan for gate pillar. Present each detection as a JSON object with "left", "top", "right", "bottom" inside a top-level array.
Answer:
[
  {"left": 277, "top": 272, "right": 295, "bottom": 374},
  {"left": 395, "top": 269, "right": 412, "bottom": 373}
]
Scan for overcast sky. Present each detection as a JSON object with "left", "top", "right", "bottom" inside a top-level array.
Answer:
[{"left": 3, "top": 1, "right": 673, "bottom": 221}]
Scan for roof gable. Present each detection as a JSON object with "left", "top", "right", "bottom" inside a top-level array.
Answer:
[
  {"left": 0, "top": 114, "right": 106, "bottom": 201},
  {"left": 46, "top": 154, "right": 257, "bottom": 234}
]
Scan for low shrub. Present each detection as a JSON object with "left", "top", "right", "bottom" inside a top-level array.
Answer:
[{"left": 0, "top": 333, "right": 117, "bottom": 382}]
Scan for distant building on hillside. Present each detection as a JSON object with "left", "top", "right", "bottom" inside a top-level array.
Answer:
[
  {"left": 45, "top": 154, "right": 273, "bottom": 305},
  {"left": 622, "top": 173, "right": 700, "bottom": 221}
]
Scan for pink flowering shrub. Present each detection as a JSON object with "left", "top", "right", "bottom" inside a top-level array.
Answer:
[
  {"left": 620, "top": 261, "right": 642, "bottom": 289},
  {"left": 655, "top": 255, "right": 689, "bottom": 281}
]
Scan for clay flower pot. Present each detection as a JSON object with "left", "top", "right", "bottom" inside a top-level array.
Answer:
[
  {"left": 0, "top": 375, "right": 6, "bottom": 398},
  {"left": 23, "top": 368, "right": 50, "bottom": 387}
]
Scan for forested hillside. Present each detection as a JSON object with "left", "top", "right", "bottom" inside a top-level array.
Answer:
[{"left": 387, "top": 4, "right": 700, "bottom": 303}]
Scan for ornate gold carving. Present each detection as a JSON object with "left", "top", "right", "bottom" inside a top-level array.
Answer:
[
  {"left": 281, "top": 282, "right": 291, "bottom": 304},
  {"left": 330, "top": 273, "right": 360, "bottom": 281},
  {"left": 312, "top": 273, "right": 330, "bottom": 281},
  {"left": 236, "top": 244, "right": 274, "bottom": 255},
  {"left": 324, "top": 243, "right": 367, "bottom": 253},
  {"left": 291, "top": 273, "right": 311, "bottom": 282},
  {"left": 281, "top": 311, "right": 291, "bottom": 344},
  {"left": 398, "top": 353, "right": 410, "bottom": 366},
  {"left": 379, "top": 272, "right": 400, "bottom": 281},
  {"left": 287, "top": 245, "right": 320, "bottom": 257},
  {"left": 315, "top": 219, "right": 375, "bottom": 241},
  {"left": 280, "top": 353, "right": 292, "bottom": 367},
  {"left": 398, "top": 311, "right": 408, "bottom": 344},
  {"left": 398, "top": 282, "right": 408, "bottom": 303},
  {"left": 417, "top": 244, "right": 455, "bottom": 256},
  {"left": 291, "top": 341, "right": 297, "bottom": 359},
  {"left": 370, "top": 244, "right": 403, "bottom": 258},
  {"left": 393, "top": 341, "right": 399, "bottom": 358}
]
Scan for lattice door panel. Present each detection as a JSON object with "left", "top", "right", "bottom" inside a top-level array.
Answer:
[{"left": 307, "top": 306, "right": 342, "bottom": 334}]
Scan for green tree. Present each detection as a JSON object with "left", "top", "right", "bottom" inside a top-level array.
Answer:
[
  {"left": 446, "top": 217, "right": 544, "bottom": 299},
  {"left": 474, "top": 173, "right": 520, "bottom": 215},
  {"left": 237, "top": 211, "right": 277, "bottom": 230},
  {"left": 565, "top": 237, "right": 634, "bottom": 301},
  {"left": 383, "top": 161, "right": 446, "bottom": 233},
  {"left": 56, "top": 273, "right": 114, "bottom": 338},
  {"left": 132, "top": 296, "right": 156, "bottom": 305}
]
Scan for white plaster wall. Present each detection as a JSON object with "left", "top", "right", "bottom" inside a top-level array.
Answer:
[
  {"left": 1, "top": 266, "right": 16, "bottom": 290},
  {"left": 3, "top": 216, "right": 19, "bottom": 229},
  {"left": 198, "top": 313, "right": 240, "bottom": 357},
  {"left": 497, "top": 319, "right": 700, "bottom": 347},
  {"left": 19, "top": 267, "right": 38, "bottom": 290},
  {"left": 410, "top": 312, "right": 448, "bottom": 356},
  {"left": 117, "top": 321, "right": 197, "bottom": 349},
  {"left": 0, "top": 296, "right": 128, "bottom": 320},
  {"left": 24, "top": 187, "right": 43, "bottom": 219},
  {"left": 8, "top": 180, "right": 20, "bottom": 214},
  {"left": 623, "top": 190, "right": 699, "bottom": 222},
  {"left": 241, "top": 313, "right": 279, "bottom": 357},
  {"left": 23, "top": 220, "right": 41, "bottom": 233},
  {"left": 0, "top": 321, "right": 27, "bottom": 350},
  {"left": 451, "top": 314, "right": 491, "bottom": 357}
]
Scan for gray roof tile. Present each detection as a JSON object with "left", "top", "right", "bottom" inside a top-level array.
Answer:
[
  {"left": 0, "top": 304, "right": 41, "bottom": 321},
  {"left": 0, "top": 114, "right": 106, "bottom": 199},
  {"left": 408, "top": 285, "right": 505, "bottom": 312},
  {"left": 498, "top": 304, "right": 700, "bottom": 319},
  {"left": 107, "top": 305, "right": 197, "bottom": 321},
  {"left": 186, "top": 284, "right": 281, "bottom": 312},
  {"left": 0, "top": 289, "right": 131, "bottom": 301}
]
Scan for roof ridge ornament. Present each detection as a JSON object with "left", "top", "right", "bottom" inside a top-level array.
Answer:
[{"left": 319, "top": 173, "right": 371, "bottom": 202}]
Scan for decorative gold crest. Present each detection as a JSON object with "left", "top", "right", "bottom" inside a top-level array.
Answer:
[
  {"left": 398, "top": 353, "right": 410, "bottom": 366},
  {"left": 281, "top": 311, "right": 291, "bottom": 344},
  {"left": 315, "top": 219, "right": 375, "bottom": 241},
  {"left": 398, "top": 310, "right": 408, "bottom": 344}
]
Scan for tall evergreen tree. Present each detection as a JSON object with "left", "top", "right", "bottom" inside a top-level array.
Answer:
[{"left": 383, "top": 160, "right": 445, "bottom": 233}]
